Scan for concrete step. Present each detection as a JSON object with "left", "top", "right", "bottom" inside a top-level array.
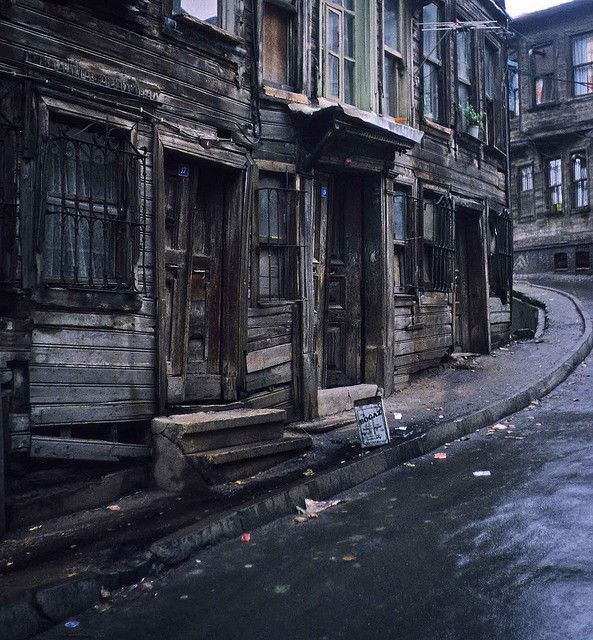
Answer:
[
  {"left": 317, "top": 384, "right": 379, "bottom": 417},
  {"left": 153, "top": 408, "right": 287, "bottom": 454},
  {"left": 188, "top": 434, "right": 312, "bottom": 484}
]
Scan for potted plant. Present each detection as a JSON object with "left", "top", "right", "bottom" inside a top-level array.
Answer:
[{"left": 461, "top": 104, "right": 484, "bottom": 138}]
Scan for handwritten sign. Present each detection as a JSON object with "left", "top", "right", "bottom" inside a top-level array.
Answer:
[{"left": 355, "top": 396, "right": 390, "bottom": 448}]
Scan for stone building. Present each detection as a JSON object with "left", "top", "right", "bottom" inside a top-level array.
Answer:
[
  {"left": 510, "top": 0, "right": 593, "bottom": 275},
  {"left": 0, "top": 0, "right": 511, "bottom": 528}
]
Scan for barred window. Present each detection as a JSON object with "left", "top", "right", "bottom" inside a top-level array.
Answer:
[
  {"left": 571, "top": 153, "right": 589, "bottom": 210},
  {"left": 546, "top": 158, "right": 563, "bottom": 213},
  {"left": 256, "top": 173, "right": 301, "bottom": 301},
  {"left": 422, "top": 194, "right": 455, "bottom": 292},
  {"left": 0, "top": 115, "right": 19, "bottom": 284},
  {"left": 42, "top": 118, "right": 146, "bottom": 290},
  {"left": 488, "top": 209, "right": 512, "bottom": 305}
]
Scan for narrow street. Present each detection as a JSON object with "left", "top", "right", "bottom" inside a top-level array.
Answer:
[{"left": 37, "top": 276, "right": 593, "bottom": 640}]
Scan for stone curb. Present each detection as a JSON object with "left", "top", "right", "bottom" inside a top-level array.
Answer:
[{"left": 2, "top": 284, "right": 591, "bottom": 640}]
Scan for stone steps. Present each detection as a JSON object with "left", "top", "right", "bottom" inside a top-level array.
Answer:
[{"left": 152, "top": 408, "right": 312, "bottom": 491}]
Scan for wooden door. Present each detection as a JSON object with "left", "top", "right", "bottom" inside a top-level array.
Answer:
[
  {"left": 323, "top": 175, "right": 363, "bottom": 388},
  {"left": 164, "top": 158, "right": 223, "bottom": 404},
  {"left": 454, "top": 213, "right": 471, "bottom": 351}
]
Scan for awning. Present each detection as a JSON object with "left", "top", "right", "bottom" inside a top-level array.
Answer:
[{"left": 288, "top": 102, "right": 423, "bottom": 169}]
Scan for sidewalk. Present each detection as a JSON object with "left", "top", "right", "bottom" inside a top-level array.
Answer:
[{"left": 1, "top": 282, "right": 591, "bottom": 640}]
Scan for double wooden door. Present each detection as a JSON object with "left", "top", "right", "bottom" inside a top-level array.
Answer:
[
  {"left": 164, "top": 158, "right": 224, "bottom": 403},
  {"left": 316, "top": 174, "right": 364, "bottom": 389}
]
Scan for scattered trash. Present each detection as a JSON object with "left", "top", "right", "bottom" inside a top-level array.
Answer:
[
  {"left": 106, "top": 504, "right": 121, "bottom": 512},
  {"left": 180, "top": 595, "right": 189, "bottom": 600},
  {"left": 273, "top": 584, "right": 290, "bottom": 594},
  {"left": 240, "top": 533, "right": 251, "bottom": 543},
  {"left": 303, "top": 468, "right": 315, "bottom": 477},
  {"left": 139, "top": 580, "right": 154, "bottom": 593},
  {"left": 492, "top": 423, "right": 508, "bottom": 430},
  {"left": 505, "top": 435, "right": 525, "bottom": 440},
  {"left": 403, "top": 462, "right": 415, "bottom": 468},
  {"left": 297, "top": 498, "right": 342, "bottom": 518},
  {"left": 28, "top": 525, "right": 42, "bottom": 532},
  {"left": 536, "top": 422, "right": 542, "bottom": 427},
  {"left": 473, "top": 471, "right": 491, "bottom": 477},
  {"left": 64, "top": 620, "right": 80, "bottom": 629},
  {"left": 394, "top": 412, "right": 403, "bottom": 420},
  {"left": 100, "top": 587, "right": 110, "bottom": 599},
  {"left": 234, "top": 480, "right": 244, "bottom": 485},
  {"left": 244, "top": 564, "right": 253, "bottom": 569},
  {"left": 438, "top": 415, "right": 444, "bottom": 419},
  {"left": 434, "top": 452, "right": 447, "bottom": 460},
  {"left": 294, "top": 516, "right": 307, "bottom": 523},
  {"left": 342, "top": 555, "right": 357, "bottom": 562}
]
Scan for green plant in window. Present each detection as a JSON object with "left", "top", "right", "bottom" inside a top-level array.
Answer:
[{"left": 461, "top": 104, "right": 484, "bottom": 129}]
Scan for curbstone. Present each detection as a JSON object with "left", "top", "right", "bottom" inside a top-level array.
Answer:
[{"left": 34, "top": 575, "right": 100, "bottom": 624}]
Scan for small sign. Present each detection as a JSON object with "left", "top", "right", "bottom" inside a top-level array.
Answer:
[
  {"left": 320, "top": 186, "right": 328, "bottom": 199},
  {"left": 355, "top": 396, "right": 390, "bottom": 448},
  {"left": 178, "top": 164, "right": 190, "bottom": 178}
]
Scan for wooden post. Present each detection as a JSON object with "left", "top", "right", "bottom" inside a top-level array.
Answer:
[{"left": 0, "top": 388, "right": 7, "bottom": 537}]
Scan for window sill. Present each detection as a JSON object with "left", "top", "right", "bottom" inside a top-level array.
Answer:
[
  {"left": 261, "top": 85, "right": 309, "bottom": 105},
  {"left": 570, "top": 206, "right": 591, "bottom": 215},
  {"left": 162, "top": 16, "right": 248, "bottom": 55},
  {"left": 528, "top": 101, "right": 559, "bottom": 112},
  {"left": 172, "top": 13, "right": 243, "bottom": 44},
  {"left": 423, "top": 118, "right": 452, "bottom": 138},
  {"left": 457, "top": 131, "right": 484, "bottom": 148},
  {"left": 32, "top": 286, "right": 143, "bottom": 312},
  {"left": 256, "top": 300, "right": 296, "bottom": 309}
]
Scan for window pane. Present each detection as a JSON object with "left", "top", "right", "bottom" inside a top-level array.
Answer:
[
  {"left": 384, "top": 54, "right": 398, "bottom": 116},
  {"left": 393, "top": 192, "right": 407, "bottom": 240},
  {"left": 328, "top": 54, "right": 340, "bottom": 98},
  {"left": 574, "top": 63, "right": 593, "bottom": 96},
  {"left": 535, "top": 76, "right": 554, "bottom": 104},
  {"left": 384, "top": 0, "right": 400, "bottom": 51},
  {"left": 423, "top": 62, "right": 439, "bottom": 120},
  {"left": 520, "top": 166, "right": 533, "bottom": 192},
  {"left": 258, "top": 174, "right": 285, "bottom": 240},
  {"left": 180, "top": 0, "right": 218, "bottom": 25},
  {"left": 485, "top": 46, "right": 495, "bottom": 100},
  {"left": 572, "top": 34, "right": 593, "bottom": 66},
  {"left": 508, "top": 60, "right": 520, "bottom": 117},
  {"left": 328, "top": 9, "right": 340, "bottom": 54},
  {"left": 263, "top": 3, "right": 289, "bottom": 86},
  {"left": 422, "top": 4, "right": 439, "bottom": 62},
  {"left": 344, "top": 60, "right": 355, "bottom": 104},
  {"left": 423, "top": 201, "right": 435, "bottom": 241},
  {"left": 548, "top": 159, "right": 562, "bottom": 187},
  {"left": 344, "top": 13, "right": 354, "bottom": 58},
  {"left": 456, "top": 30, "right": 471, "bottom": 83}
]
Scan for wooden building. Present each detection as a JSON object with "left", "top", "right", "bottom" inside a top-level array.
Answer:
[
  {"left": 510, "top": 0, "right": 593, "bottom": 275},
  {"left": 0, "top": 0, "right": 512, "bottom": 515}
]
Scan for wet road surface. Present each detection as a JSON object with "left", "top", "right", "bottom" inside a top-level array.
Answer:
[{"left": 39, "top": 277, "right": 593, "bottom": 640}]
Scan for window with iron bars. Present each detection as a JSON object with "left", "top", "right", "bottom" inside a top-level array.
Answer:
[
  {"left": 488, "top": 208, "right": 512, "bottom": 305},
  {"left": 422, "top": 194, "right": 455, "bottom": 293},
  {"left": 42, "top": 117, "right": 147, "bottom": 291},
  {"left": 256, "top": 173, "right": 302, "bottom": 301},
  {"left": 388, "top": 189, "right": 419, "bottom": 294},
  {"left": 0, "top": 114, "right": 19, "bottom": 285}
]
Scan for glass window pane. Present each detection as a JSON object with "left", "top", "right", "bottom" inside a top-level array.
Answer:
[
  {"left": 384, "top": 55, "right": 398, "bottom": 116},
  {"left": 573, "top": 34, "right": 593, "bottom": 66},
  {"left": 393, "top": 192, "right": 406, "bottom": 240},
  {"left": 456, "top": 31, "right": 471, "bottom": 83},
  {"left": 344, "top": 13, "right": 355, "bottom": 58},
  {"left": 423, "top": 201, "right": 435, "bottom": 241},
  {"left": 384, "top": 0, "right": 400, "bottom": 51},
  {"left": 328, "top": 9, "right": 340, "bottom": 54},
  {"left": 422, "top": 4, "right": 439, "bottom": 62},
  {"left": 485, "top": 46, "right": 495, "bottom": 99},
  {"left": 180, "top": 0, "right": 218, "bottom": 25},
  {"left": 423, "top": 62, "right": 439, "bottom": 120},
  {"left": 574, "top": 64, "right": 593, "bottom": 96},
  {"left": 344, "top": 0, "right": 354, "bottom": 10},
  {"left": 328, "top": 54, "right": 340, "bottom": 98},
  {"left": 344, "top": 59, "right": 355, "bottom": 104}
]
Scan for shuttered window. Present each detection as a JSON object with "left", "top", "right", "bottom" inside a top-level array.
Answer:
[
  {"left": 42, "top": 118, "right": 146, "bottom": 290},
  {"left": 422, "top": 3, "right": 442, "bottom": 121},
  {"left": 262, "top": 1, "right": 295, "bottom": 88},
  {"left": 532, "top": 44, "right": 555, "bottom": 106},
  {"left": 572, "top": 32, "right": 593, "bottom": 96}
]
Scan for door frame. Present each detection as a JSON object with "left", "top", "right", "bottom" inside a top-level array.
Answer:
[{"left": 154, "top": 129, "right": 248, "bottom": 412}]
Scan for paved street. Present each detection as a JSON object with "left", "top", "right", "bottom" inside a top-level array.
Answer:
[{"left": 38, "top": 277, "right": 593, "bottom": 640}]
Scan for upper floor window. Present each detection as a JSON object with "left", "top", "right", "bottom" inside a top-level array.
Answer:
[
  {"left": 422, "top": 3, "right": 443, "bottom": 122},
  {"left": 546, "top": 158, "right": 563, "bottom": 213},
  {"left": 518, "top": 164, "right": 534, "bottom": 219},
  {"left": 324, "top": 0, "right": 356, "bottom": 104},
  {"left": 532, "top": 44, "right": 555, "bottom": 106},
  {"left": 262, "top": 1, "right": 296, "bottom": 88},
  {"left": 456, "top": 26, "right": 475, "bottom": 131},
  {"left": 571, "top": 153, "right": 589, "bottom": 210},
  {"left": 484, "top": 42, "right": 497, "bottom": 145},
  {"left": 383, "top": 0, "right": 404, "bottom": 117},
  {"left": 172, "top": 0, "right": 234, "bottom": 33},
  {"left": 508, "top": 59, "right": 520, "bottom": 118},
  {"left": 43, "top": 117, "right": 146, "bottom": 290},
  {"left": 572, "top": 32, "right": 593, "bottom": 97}
]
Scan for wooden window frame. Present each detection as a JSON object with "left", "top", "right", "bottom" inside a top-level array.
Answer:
[
  {"left": 571, "top": 31, "right": 593, "bottom": 98},
  {"left": 323, "top": 0, "right": 357, "bottom": 105},
  {"left": 518, "top": 163, "right": 535, "bottom": 220},
  {"left": 455, "top": 21, "right": 476, "bottom": 133},
  {"left": 421, "top": 2, "right": 444, "bottom": 124},
  {"left": 382, "top": 0, "right": 406, "bottom": 119},
  {"left": 170, "top": 0, "right": 236, "bottom": 35},
  {"left": 531, "top": 43, "right": 556, "bottom": 107},
  {"left": 421, "top": 190, "right": 455, "bottom": 293},
  {"left": 484, "top": 39, "right": 500, "bottom": 148},
  {"left": 261, "top": 0, "right": 298, "bottom": 90},
  {"left": 570, "top": 152, "right": 589, "bottom": 211},
  {"left": 545, "top": 157, "right": 564, "bottom": 214},
  {"left": 253, "top": 170, "right": 302, "bottom": 303},
  {"left": 387, "top": 184, "right": 417, "bottom": 295},
  {"left": 508, "top": 58, "right": 520, "bottom": 119}
]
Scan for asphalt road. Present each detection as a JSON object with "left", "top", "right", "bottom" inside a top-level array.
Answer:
[{"left": 39, "top": 276, "right": 593, "bottom": 640}]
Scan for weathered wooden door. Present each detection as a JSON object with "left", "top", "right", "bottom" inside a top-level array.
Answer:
[
  {"left": 164, "top": 158, "right": 223, "bottom": 403},
  {"left": 323, "top": 175, "right": 363, "bottom": 388},
  {"left": 454, "top": 213, "right": 471, "bottom": 350}
]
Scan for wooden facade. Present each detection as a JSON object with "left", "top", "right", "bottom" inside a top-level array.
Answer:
[
  {"left": 0, "top": 0, "right": 512, "bottom": 492},
  {"left": 509, "top": 0, "right": 593, "bottom": 276}
]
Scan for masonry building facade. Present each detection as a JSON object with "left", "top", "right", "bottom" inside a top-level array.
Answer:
[{"left": 510, "top": 0, "right": 593, "bottom": 275}]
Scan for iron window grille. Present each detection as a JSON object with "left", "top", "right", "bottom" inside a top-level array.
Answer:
[
  {"left": 488, "top": 208, "right": 512, "bottom": 305},
  {"left": 256, "top": 178, "right": 303, "bottom": 301},
  {"left": 0, "top": 113, "right": 20, "bottom": 285},
  {"left": 42, "top": 119, "right": 147, "bottom": 292},
  {"left": 422, "top": 194, "right": 455, "bottom": 293}
]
